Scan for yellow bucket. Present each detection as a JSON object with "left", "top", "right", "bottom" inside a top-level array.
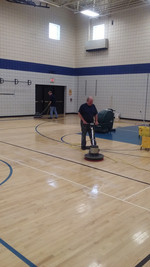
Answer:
[
  {"left": 138, "top": 126, "right": 150, "bottom": 137},
  {"left": 141, "top": 136, "right": 150, "bottom": 149}
]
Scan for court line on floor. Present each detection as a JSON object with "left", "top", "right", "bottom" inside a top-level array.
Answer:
[
  {"left": 35, "top": 123, "right": 62, "bottom": 143},
  {"left": 0, "top": 238, "right": 37, "bottom": 267},
  {"left": 123, "top": 186, "right": 150, "bottom": 201},
  {"left": 101, "top": 149, "right": 150, "bottom": 159},
  {"left": 1, "top": 155, "right": 90, "bottom": 190},
  {"left": 135, "top": 254, "right": 150, "bottom": 267},
  {"left": 0, "top": 140, "right": 150, "bottom": 186},
  {"left": 0, "top": 160, "right": 13, "bottom": 186},
  {"left": 61, "top": 133, "right": 150, "bottom": 159},
  {"left": 35, "top": 122, "right": 150, "bottom": 159},
  {"left": 0, "top": 117, "right": 33, "bottom": 122},
  {"left": 2, "top": 155, "right": 150, "bottom": 213},
  {"left": 61, "top": 134, "right": 150, "bottom": 167}
]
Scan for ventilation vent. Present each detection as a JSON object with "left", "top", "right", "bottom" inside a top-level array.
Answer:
[{"left": 85, "top": 39, "right": 108, "bottom": 51}]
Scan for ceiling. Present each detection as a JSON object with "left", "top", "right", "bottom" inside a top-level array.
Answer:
[{"left": 6, "top": 0, "right": 150, "bottom": 16}]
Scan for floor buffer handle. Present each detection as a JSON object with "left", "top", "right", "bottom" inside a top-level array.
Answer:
[
  {"left": 90, "top": 123, "right": 96, "bottom": 146},
  {"left": 84, "top": 123, "right": 104, "bottom": 161}
]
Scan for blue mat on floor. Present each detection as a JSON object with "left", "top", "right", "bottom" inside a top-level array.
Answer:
[{"left": 95, "top": 125, "right": 141, "bottom": 145}]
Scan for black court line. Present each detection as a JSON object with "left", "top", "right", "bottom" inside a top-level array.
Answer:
[
  {"left": 0, "top": 117, "right": 33, "bottom": 122},
  {"left": 0, "top": 140, "right": 150, "bottom": 186},
  {"left": 35, "top": 123, "right": 62, "bottom": 143},
  {"left": 35, "top": 120, "right": 69, "bottom": 143},
  {"left": 101, "top": 148, "right": 150, "bottom": 159},
  {"left": 36, "top": 124, "right": 150, "bottom": 159},
  {"left": 135, "top": 254, "right": 150, "bottom": 267},
  {"left": 0, "top": 238, "right": 37, "bottom": 267},
  {"left": 61, "top": 133, "right": 150, "bottom": 159}
]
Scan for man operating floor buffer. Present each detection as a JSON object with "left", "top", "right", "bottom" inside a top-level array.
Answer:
[
  {"left": 84, "top": 123, "right": 104, "bottom": 161},
  {"left": 78, "top": 96, "right": 104, "bottom": 161}
]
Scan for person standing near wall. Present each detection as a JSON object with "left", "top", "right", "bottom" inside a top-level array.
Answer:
[
  {"left": 48, "top": 91, "right": 58, "bottom": 119},
  {"left": 78, "top": 96, "right": 98, "bottom": 150}
]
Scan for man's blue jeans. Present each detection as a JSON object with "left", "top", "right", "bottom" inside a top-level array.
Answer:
[
  {"left": 50, "top": 106, "right": 58, "bottom": 118},
  {"left": 81, "top": 121, "right": 92, "bottom": 148}
]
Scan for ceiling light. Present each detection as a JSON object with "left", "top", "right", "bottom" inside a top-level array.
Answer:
[{"left": 81, "top": 10, "right": 99, "bottom": 17}]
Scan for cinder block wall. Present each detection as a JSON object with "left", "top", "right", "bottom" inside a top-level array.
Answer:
[
  {"left": 75, "top": 7, "right": 150, "bottom": 120},
  {"left": 0, "top": 0, "right": 150, "bottom": 119},
  {"left": 76, "top": 7, "right": 150, "bottom": 67},
  {"left": 0, "top": 0, "right": 77, "bottom": 116}
]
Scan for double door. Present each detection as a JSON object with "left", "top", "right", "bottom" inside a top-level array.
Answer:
[{"left": 35, "top": 85, "right": 65, "bottom": 115}]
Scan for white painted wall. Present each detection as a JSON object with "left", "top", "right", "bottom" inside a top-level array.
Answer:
[
  {"left": 0, "top": 0, "right": 77, "bottom": 115},
  {"left": 75, "top": 6, "right": 150, "bottom": 120},
  {"left": 77, "top": 74, "right": 150, "bottom": 120},
  {"left": 0, "top": 68, "right": 78, "bottom": 116},
  {"left": 0, "top": 0, "right": 76, "bottom": 67},
  {"left": 75, "top": 6, "right": 150, "bottom": 67},
  {"left": 0, "top": 0, "right": 150, "bottom": 119}
]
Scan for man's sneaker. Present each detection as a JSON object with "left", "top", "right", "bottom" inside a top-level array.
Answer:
[
  {"left": 81, "top": 146, "right": 86, "bottom": 150},
  {"left": 48, "top": 117, "right": 52, "bottom": 119}
]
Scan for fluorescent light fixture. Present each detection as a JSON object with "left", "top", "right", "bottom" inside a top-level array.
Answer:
[{"left": 81, "top": 9, "right": 99, "bottom": 17}]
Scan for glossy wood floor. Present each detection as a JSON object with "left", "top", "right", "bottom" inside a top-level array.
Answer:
[{"left": 0, "top": 115, "right": 150, "bottom": 267}]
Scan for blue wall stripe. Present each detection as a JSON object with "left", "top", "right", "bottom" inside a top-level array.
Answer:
[
  {"left": 0, "top": 239, "right": 37, "bottom": 267},
  {"left": 0, "top": 58, "right": 150, "bottom": 76},
  {"left": 76, "top": 63, "right": 150, "bottom": 76},
  {"left": 0, "top": 160, "right": 13, "bottom": 186},
  {"left": 0, "top": 58, "right": 76, "bottom": 76}
]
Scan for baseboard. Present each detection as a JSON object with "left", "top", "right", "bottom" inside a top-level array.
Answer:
[
  {"left": 120, "top": 117, "right": 150, "bottom": 122},
  {"left": 65, "top": 112, "right": 78, "bottom": 115},
  {"left": 0, "top": 115, "right": 34, "bottom": 118}
]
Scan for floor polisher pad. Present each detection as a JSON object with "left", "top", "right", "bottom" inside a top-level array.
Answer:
[{"left": 84, "top": 153, "right": 104, "bottom": 161}]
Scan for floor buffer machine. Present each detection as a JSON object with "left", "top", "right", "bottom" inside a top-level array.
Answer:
[{"left": 84, "top": 123, "right": 104, "bottom": 161}]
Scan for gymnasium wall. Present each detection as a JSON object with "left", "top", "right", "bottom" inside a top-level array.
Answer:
[
  {"left": 77, "top": 74, "right": 150, "bottom": 120},
  {"left": 0, "top": 68, "right": 77, "bottom": 116},
  {"left": 1, "top": 0, "right": 150, "bottom": 119},
  {"left": 75, "top": 7, "right": 150, "bottom": 120},
  {"left": 0, "top": 0, "right": 76, "bottom": 67},
  {"left": 0, "top": 0, "right": 77, "bottom": 116},
  {"left": 76, "top": 7, "right": 150, "bottom": 67}
]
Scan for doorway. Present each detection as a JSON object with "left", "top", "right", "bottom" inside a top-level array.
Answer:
[{"left": 35, "top": 85, "right": 65, "bottom": 115}]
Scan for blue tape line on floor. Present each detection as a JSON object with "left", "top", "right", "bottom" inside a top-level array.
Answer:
[
  {"left": 0, "top": 239, "right": 37, "bottom": 267},
  {"left": 0, "top": 160, "right": 13, "bottom": 186}
]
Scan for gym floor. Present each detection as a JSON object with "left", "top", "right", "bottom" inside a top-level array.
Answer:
[{"left": 0, "top": 114, "right": 150, "bottom": 267}]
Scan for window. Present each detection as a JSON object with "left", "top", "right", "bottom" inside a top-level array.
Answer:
[
  {"left": 49, "top": 23, "right": 60, "bottom": 40},
  {"left": 93, "top": 24, "right": 104, "bottom": 40}
]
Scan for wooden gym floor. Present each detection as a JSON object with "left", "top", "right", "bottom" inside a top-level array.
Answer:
[{"left": 0, "top": 114, "right": 150, "bottom": 267}]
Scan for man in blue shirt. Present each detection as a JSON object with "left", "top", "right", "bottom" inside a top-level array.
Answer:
[
  {"left": 78, "top": 96, "right": 98, "bottom": 150},
  {"left": 48, "top": 91, "right": 58, "bottom": 119}
]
